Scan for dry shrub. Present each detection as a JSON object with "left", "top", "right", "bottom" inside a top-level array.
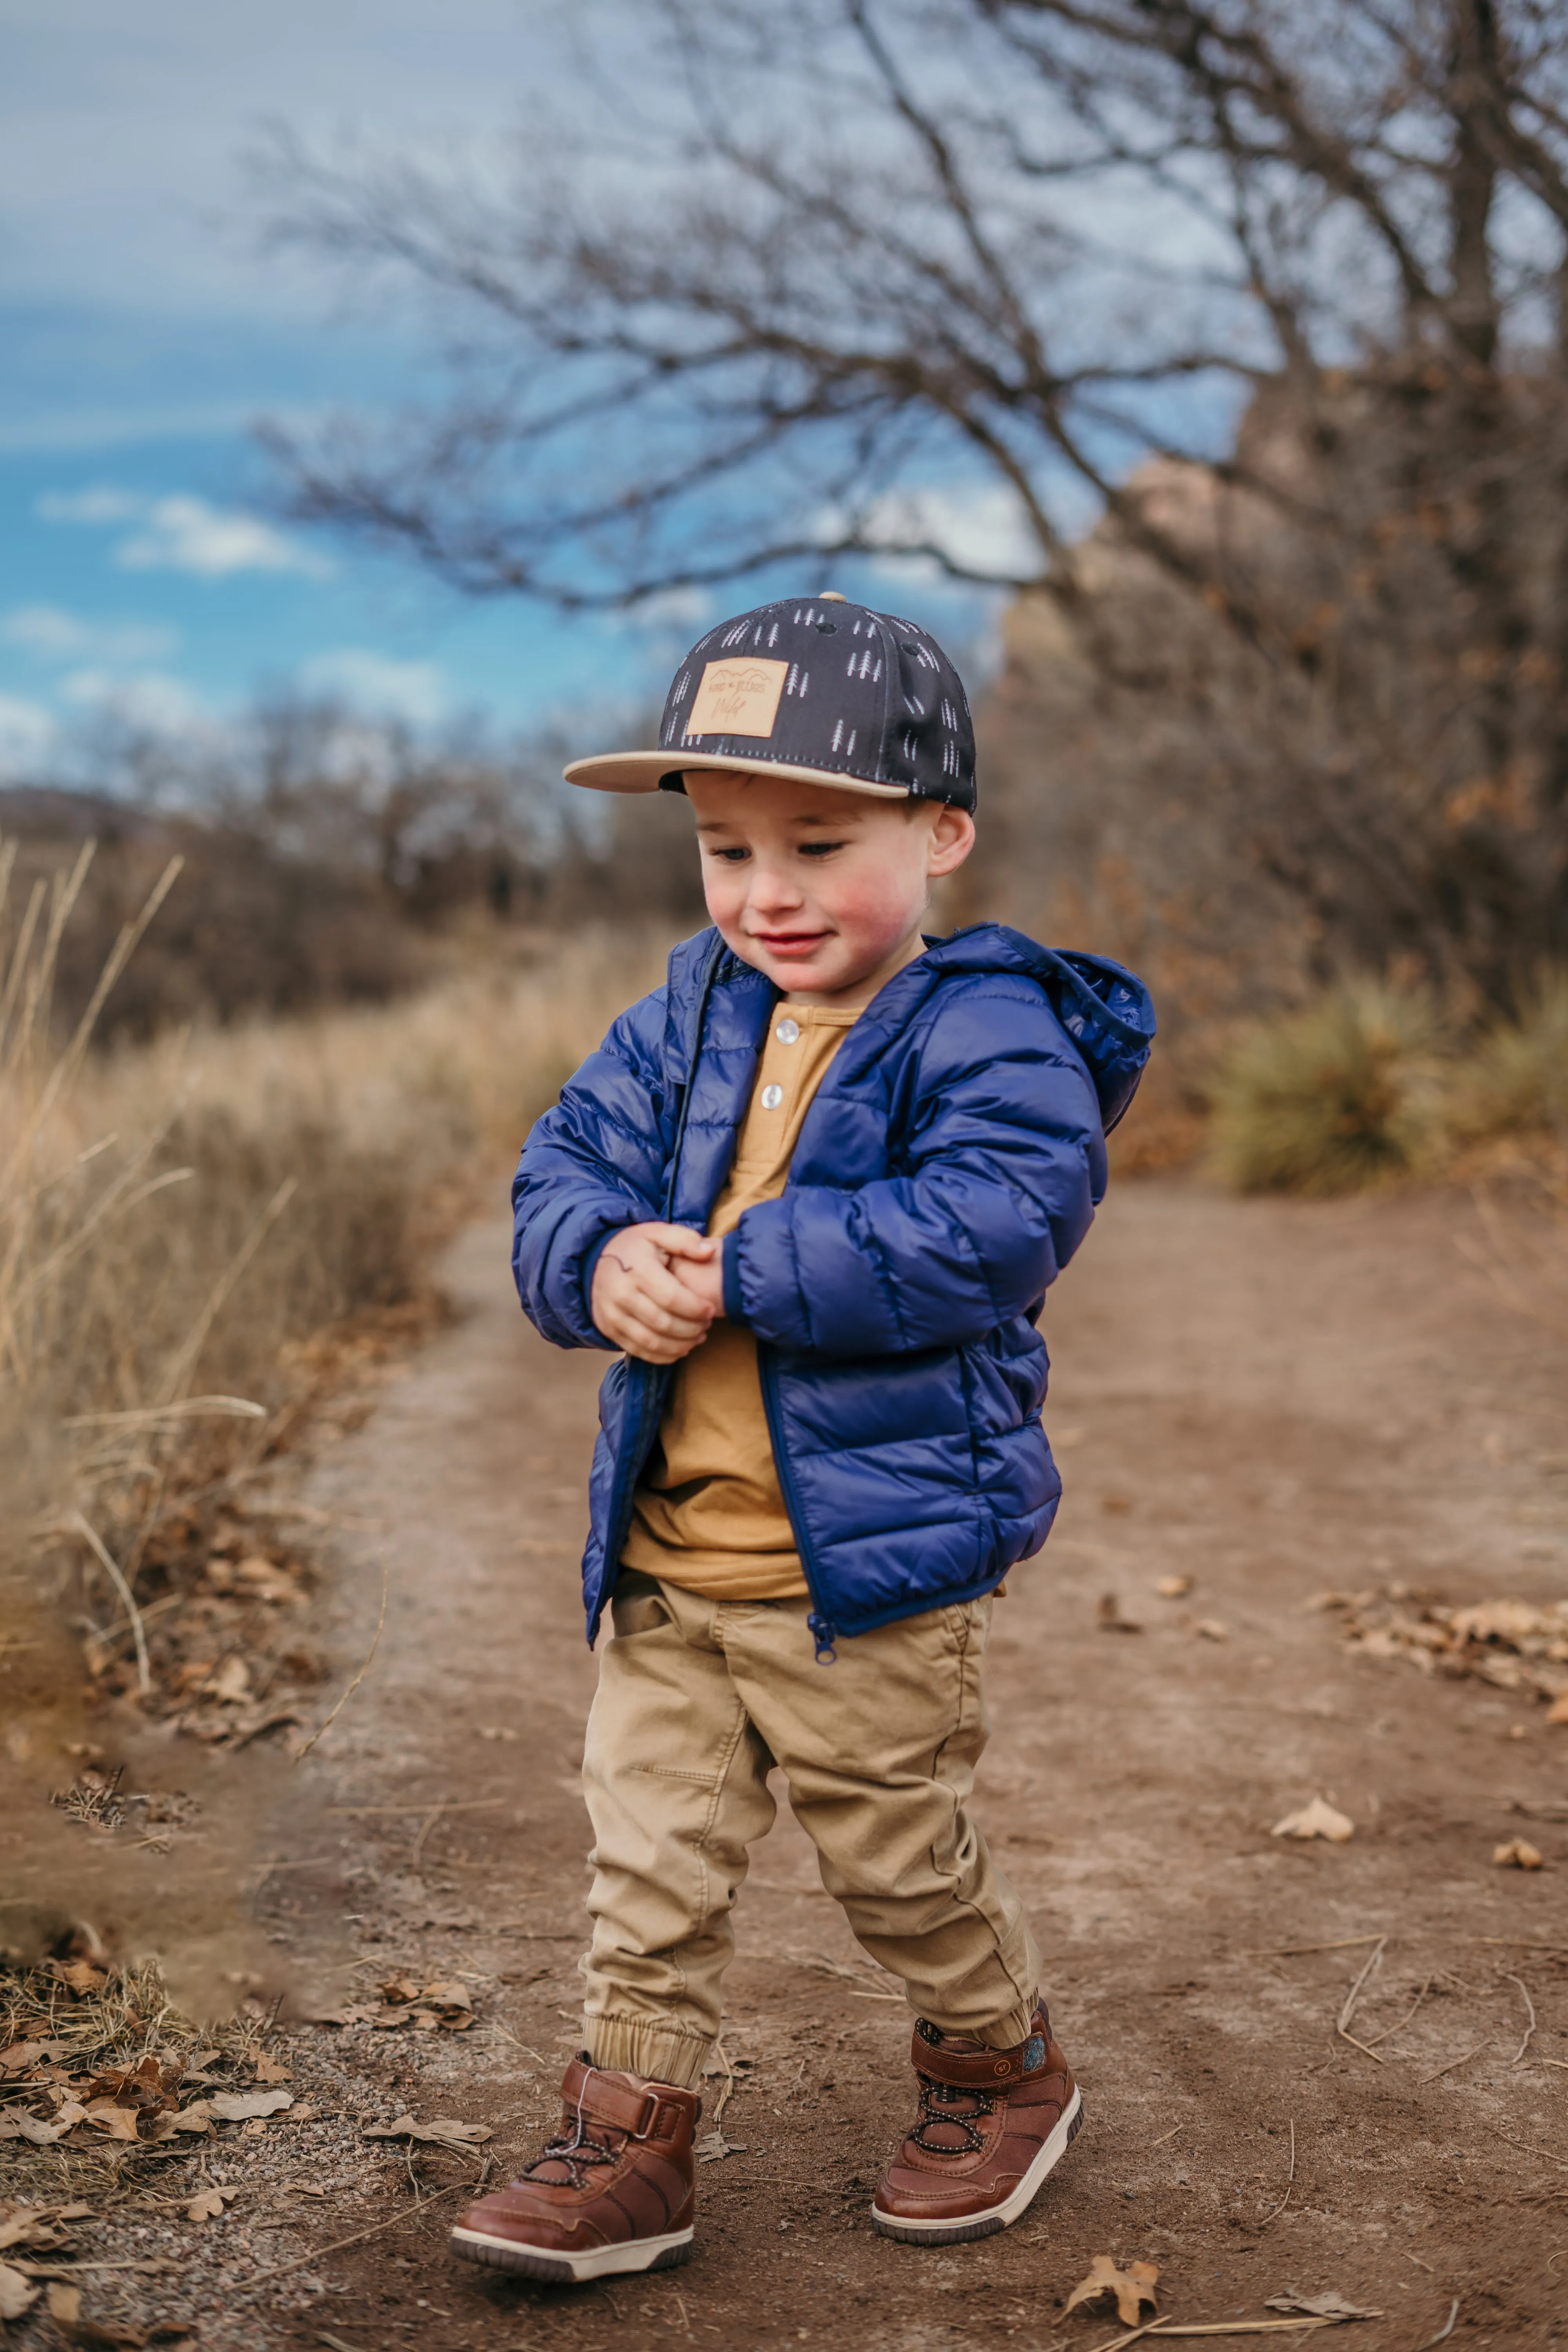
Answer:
[
  {"left": 1, "top": 833, "right": 665, "bottom": 1722},
  {"left": 1207, "top": 981, "right": 1448, "bottom": 1196},
  {"left": 1450, "top": 971, "right": 1568, "bottom": 1147}
]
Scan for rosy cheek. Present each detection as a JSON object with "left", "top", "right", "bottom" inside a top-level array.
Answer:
[{"left": 815, "top": 867, "right": 916, "bottom": 949}]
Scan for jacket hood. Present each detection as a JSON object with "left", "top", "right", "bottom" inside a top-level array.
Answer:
[{"left": 917, "top": 924, "right": 1154, "bottom": 1132}]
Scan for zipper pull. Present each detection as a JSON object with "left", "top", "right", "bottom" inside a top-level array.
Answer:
[{"left": 808, "top": 1612, "right": 838, "bottom": 1665}]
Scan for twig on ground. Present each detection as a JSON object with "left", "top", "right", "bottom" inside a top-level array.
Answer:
[
  {"left": 1487, "top": 2125, "right": 1568, "bottom": 2172},
  {"left": 294, "top": 1553, "right": 389, "bottom": 1763},
  {"left": 1338, "top": 2031, "right": 1386, "bottom": 2065},
  {"left": 1259, "top": 2117, "right": 1295, "bottom": 2223},
  {"left": 1252, "top": 1935, "right": 1388, "bottom": 1958},
  {"left": 1421, "top": 2041, "right": 1488, "bottom": 2085},
  {"left": 1362, "top": 1975, "right": 1433, "bottom": 2050},
  {"left": 325, "top": 1799, "right": 511, "bottom": 1816},
  {"left": 1412, "top": 2299, "right": 1459, "bottom": 2350},
  {"left": 1503, "top": 1973, "right": 1537, "bottom": 2065},
  {"left": 250, "top": 2180, "right": 468, "bottom": 2281},
  {"left": 492, "top": 2023, "right": 550, "bottom": 2065},
  {"left": 70, "top": 1512, "right": 150, "bottom": 1695},
  {"left": 1151, "top": 2123, "right": 1184, "bottom": 2147},
  {"left": 1337, "top": 1937, "right": 1387, "bottom": 2041}
]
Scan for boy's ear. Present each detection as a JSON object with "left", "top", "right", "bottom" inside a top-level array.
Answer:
[{"left": 927, "top": 805, "right": 976, "bottom": 878}]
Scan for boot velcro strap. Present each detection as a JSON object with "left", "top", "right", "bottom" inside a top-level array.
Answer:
[
  {"left": 562, "top": 2060, "right": 659, "bottom": 2138},
  {"left": 911, "top": 2028, "right": 1047, "bottom": 2090}
]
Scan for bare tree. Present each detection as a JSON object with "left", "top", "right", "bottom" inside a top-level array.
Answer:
[{"left": 260, "top": 1, "right": 1568, "bottom": 999}]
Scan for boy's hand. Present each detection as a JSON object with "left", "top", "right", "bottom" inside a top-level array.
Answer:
[{"left": 592, "top": 1223, "right": 722, "bottom": 1363}]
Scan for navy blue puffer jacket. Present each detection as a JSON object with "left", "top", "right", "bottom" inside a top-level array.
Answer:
[{"left": 512, "top": 923, "right": 1154, "bottom": 1653}]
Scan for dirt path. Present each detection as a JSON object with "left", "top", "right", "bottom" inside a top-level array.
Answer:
[{"left": 267, "top": 1178, "right": 1568, "bottom": 2352}]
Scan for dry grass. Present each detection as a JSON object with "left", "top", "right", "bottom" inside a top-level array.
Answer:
[
  {"left": 0, "top": 833, "right": 664, "bottom": 1722},
  {"left": 1207, "top": 974, "right": 1568, "bottom": 1196}
]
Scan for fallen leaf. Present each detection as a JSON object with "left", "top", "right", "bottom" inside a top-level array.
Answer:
[
  {"left": 362, "top": 2113, "right": 492, "bottom": 2145},
  {"left": 251, "top": 2052, "right": 292, "bottom": 2084},
  {"left": 285, "top": 2103, "right": 321, "bottom": 2123},
  {"left": 51, "top": 1961, "right": 107, "bottom": 1997},
  {"left": 185, "top": 2187, "right": 237, "bottom": 2223},
  {"left": 380, "top": 1976, "right": 424, "bottom": 2004},
  {"left": 9, "top": 2114, "right": 68, "bottom": 2145},
  {"left": 84, "top": 2100, "right": 142, "bottom": 2142},
  {"left": 1065, "top": 2254, "right": 1160, "bottom": 2326},
  {"left": 1194, "top": 1617, "right": 1229, "bottom": 1641},
  {"left": 419, "top": 1978, "right": 471, "bottom": 2009},
  {"left": 696, "top": 2129, "right": 749, "bottom": 2163},
  {"left": 1493, "top": 1837, "right": 1544, "bottom": 1869},
  {"left": 1547, "top": 1692, "right": 1568, "bottom": 1726},
  {"left": 0, "top": 2045, "right": 44, "bottom": 2076},
  {"left": 54, "top": 2101, "right": 89, "bottom": 2130},
  {"left": 47, "top": 2285, "right": 83, "bottom": 2325},
  {"left": 209, "top": 2090, "right": 293, "bottom": 2121},
  {"left": 1266, "top": 2290, "right": 1381, "bottom": 2319},
  {"left": 1097, "top": 1593, "right": 1143, "bottom": 1633},
  {"left": 1272, "top": 1797, "right": 1355, "bottom": 1842},
  {"left": 0, "top": 2263, "right": 38, "bottom": 2321},
  {"left": 206, "top": 1657, "right": 251, "bottom": 1704},
  {"left": 1154, "top": 1575, "right": 1194, "bottom": 1599}
]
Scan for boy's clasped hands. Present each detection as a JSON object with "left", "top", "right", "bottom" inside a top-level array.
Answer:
[{"left": 591, "top": 1222, "right": 723, "bottom": 1363}]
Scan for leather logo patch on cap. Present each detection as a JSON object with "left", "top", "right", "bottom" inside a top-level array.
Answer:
[{"left": 686, "top": 657, "right": 788, "bottom": 740}]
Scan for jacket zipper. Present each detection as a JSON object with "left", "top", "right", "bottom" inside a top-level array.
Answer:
[
  {"left": 593, "top": 933, "right": 726, "bottom": 1635},
  {"left": 757, "top": 1341, "right": 839, "bottom": 1664}
]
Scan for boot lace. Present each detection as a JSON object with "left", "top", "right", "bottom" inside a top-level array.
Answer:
[
  {"left": 521, "top": 2114, "right": 622, "bottom": 2190},
  {"left": 909, "top": 2073, "right": 996, "bottom": 2157}
]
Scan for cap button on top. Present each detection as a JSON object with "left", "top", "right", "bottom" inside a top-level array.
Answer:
[
  {"left": 760, "top": 1084, "right": 785, "bottom": 1111},
  {"left": 775, "top": 1017, "right": 801, "bottom": 1044}
]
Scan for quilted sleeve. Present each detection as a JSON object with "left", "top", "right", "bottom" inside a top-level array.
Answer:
[
  {"left": 511, "top": 985, "right": 673, "bottom": 1350},
  {"left": 722, "top": 985, "right": 1104, "bottom": 1356}
]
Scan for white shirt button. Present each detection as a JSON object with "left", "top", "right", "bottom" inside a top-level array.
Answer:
[
  {"left": 775, "top": 1017, "right": 801, "bottom": 1044},
  {"left": 760, "top": 1083, "right": 785, "bottom": 1110}
]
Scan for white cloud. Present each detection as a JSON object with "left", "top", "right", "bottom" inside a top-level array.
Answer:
[
  {"left": 1, "top": 602, "right": 179, "bottom": 664},
  {"left": 37, "top": 485, "right": 143, "bottom": 524},
  {"left": 0, "top": 692, "right": 58, "bottom": 774},
  {"left": 301, "top": 648, "right": 447, "bottom": 724},
  {"left": 36, "top": 485, "right": 332, "bottom": 579},
  {"left": 853, "top": 484, "right": 1045, "bottom": 584},
  {"left": 61, "top": 668, "right": 207, "bottom": 731},
  {"left": 114, "top": 495, "right": 333, "bottom": 580}
]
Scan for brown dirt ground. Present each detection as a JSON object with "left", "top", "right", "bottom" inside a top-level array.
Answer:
[{"left": 10, "top": 1175, "right": 1568, "bottom": 2351}]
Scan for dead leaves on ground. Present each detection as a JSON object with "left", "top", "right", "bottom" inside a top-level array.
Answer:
[
  {"left": 363, "top": 2114, "right": 491, "bottom": 2146},
  {"left": 0, "top": 2028, "right": 296, "bottom": 2150},
  {"left": 315, "top": 1974, "right": 474, "bottom": 2033},
  {"left": 1272, "top": 1797, "right": 1356, "bottom": 1843},
  {"left": 1067, "top": 2253, "right": 1160, "bottom": 2324},
  {"left": 42, "top": 2282, "right": 196, "bottom": 2348},
  {"left": 184, "top": 2186, "right": 237, "bottom": 2223},
  {"left": 1493, "top": 1836, "right": 1545, "bottom": 1869},
  {"left": 1315, "top": 1586, "right": 1568, "bottom": 1713}
]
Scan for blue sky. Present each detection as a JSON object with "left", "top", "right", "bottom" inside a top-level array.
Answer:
[
  {"left": 0, "top": 2, "right": 1033, "bottom": 781},
  {"left": 0, "top": 5, "right": 769, "bottom": 772}
]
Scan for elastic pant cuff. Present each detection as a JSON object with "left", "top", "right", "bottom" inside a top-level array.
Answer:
[
  {"left": 972, "top": 2000, "right": 1040, "bottom": 2051},
  {"left": 586, "top": 2014, "right": 711, "bottom": 2092}
]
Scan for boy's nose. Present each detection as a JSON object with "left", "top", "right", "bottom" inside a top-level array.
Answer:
[{"left": 746, "top": 862, "right": 805, "bottom": 911}]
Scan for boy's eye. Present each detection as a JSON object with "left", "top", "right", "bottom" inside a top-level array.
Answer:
[
  {"left": 706, "top": 845, "right": 750, "bottom": 862},
  {"left": 799, "top": 839, "right": 846, "bottom": 857}
]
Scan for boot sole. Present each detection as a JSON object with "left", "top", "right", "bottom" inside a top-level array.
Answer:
[
  {"left": 450, "top": 2221, "right": 695, "bottom": 2283},
  {"left": 869, "top": 2085, "right": 1085, "bottom": 2245}
]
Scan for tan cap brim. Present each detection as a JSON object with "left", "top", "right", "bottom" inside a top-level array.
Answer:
[{"left": 562, "top": 749, "right": 909, "bottom": 799}]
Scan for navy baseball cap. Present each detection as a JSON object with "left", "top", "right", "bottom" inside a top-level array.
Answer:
[{"left": 563, "top": 594, "right": 976, "bottom": 811}]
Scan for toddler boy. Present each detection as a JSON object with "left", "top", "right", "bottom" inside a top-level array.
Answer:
[{"left": 452, "top": 595, "right": 1153, "bottom": 2283}]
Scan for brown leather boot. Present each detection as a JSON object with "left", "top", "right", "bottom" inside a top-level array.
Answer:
[
  {"left": 450, "top": 2056, "right": 699, "bottom": 2283},
  {"left": 871, "top": 2003, "right": 1083, "bottom": 2244}
]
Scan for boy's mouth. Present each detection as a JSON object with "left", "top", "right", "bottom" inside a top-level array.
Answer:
[{"left": 749, "top": 929, "right": 833, "bottom": 960}]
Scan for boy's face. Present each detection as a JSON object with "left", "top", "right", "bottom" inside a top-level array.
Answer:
[{"left": 684, "top": 768, "right": 975, "bottom": 1004}]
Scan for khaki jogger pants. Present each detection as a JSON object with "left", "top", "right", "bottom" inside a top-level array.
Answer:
[{"left": 579, "top": 1568, "right": 1042, "bottom": 2092}]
